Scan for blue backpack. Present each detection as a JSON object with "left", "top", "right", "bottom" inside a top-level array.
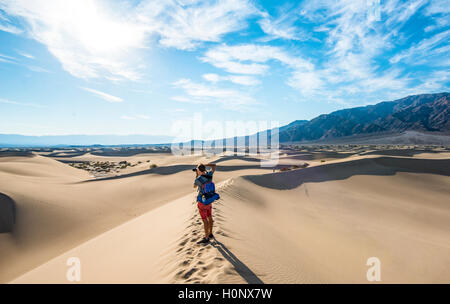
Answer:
[{"left": 198, "top": 175, "right": 220, "bottom": 205}]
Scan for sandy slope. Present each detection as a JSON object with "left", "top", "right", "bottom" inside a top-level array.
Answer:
[
  {"left": 11, "top": 180, "right": 248, "bottom": 284},
  {"left": 215, "top": 158, "right": 450, "bottom": 283},
  {"left": 0, "top": 152, "right": 273, "bottom": 283},
  {"left": 0, "top": 153, "right": 207, "bottom": 282},
  {"left": 11, "top": 194, "right": 193, "bottom": 283},
  {"left": 2, "top": 151, "right": 450, "bottom": 283}
]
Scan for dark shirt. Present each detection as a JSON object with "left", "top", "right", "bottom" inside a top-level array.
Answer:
[{"left": 194, "top": 170, "right": 213, "bottom": 193}]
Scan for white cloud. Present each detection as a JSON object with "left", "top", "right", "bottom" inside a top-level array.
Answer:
[
  {"left": 1, "top": 0, "right": 448, "bottom": 107},
  {"left": 0, "top": 10, "right": 22, "bottom": 34},
  {"left": 135, "top": 114, "right": 150, "bottom": 120},
  {"left": 0, "top": 51, "right": 51, "bottom": 73},
  {"left": 171, "top": 96, "right": 198, "bottom": 103},
  {"left": 0, "top": 56, "right": 14, "bottom": 64},
  {"left": 17, "top": 51, "right": 34, "bottom": 59},
  {"left": 27, "top": 65, "right": 50, "bottom": 73},
  {"left": 201, "top": 43, "right": 315, "bottom": 92},
  {"left": 202, "top": 73, "right": 260, "bottom": 86},
  {"left": 136, "top": 0, "right": 260, "bottom": 50},
  {"left": 0, "top": 52, "right": 16, "bottom": 60},
  {"left": 0, "top": 52, "right": 17, "bottom": 64},
  {"left": 81, "top": 87, "right": 123, "bottom": 103},
  {"left": 422, "top": 0, "right": 449, "bottom": 32},
  {"left": 0, "top": 23, "right": 22, "bottom": 34},
  {"left": 390, "top": 29, "right": 450, "bottom": 65},
  {"left": 357, "top": 69, "right": 411, "bottom": 93},
  {"left": 202, "top": 44, "right": 323, "bottom": 94},
  {"left": 0, "top": 97, "right": 46, "bottom": 108},
  {"left": 412, "top": 70, "right": 450, "bottom": 93},
  {"left": 227, "top": 75, "right": 260, "bottom": 86},
  {"left": 172, "top": 108, "right": 186, "bottom": 112},
  {"left": 120, "top": 116, "right": 134, "bottom": 120},
  {"left": 287, "top": 71, "right": 324, "bottom": 93},
  {"left": 257, "top": 4, "right": 310, "bottom": 42},
  {"left": 285, "top": 0, "right": 446, "bottom": 100},
  {"left": 258, "top": 18, "right": 301, "bottom": 41},
  {"left": 0, "top": 0, "right": 147, "bottom": 81},
  {"left": 121, "top": 114, "right": 149, "bottom": 120},
  {"left": 202, "top": 73, "right": 221, "bottom": 83},
  {"left": 203, "top": 44, "right": 312, "bottom": 74},
  {"left": 172, "top": 78, "right": 257, "bottom": 110},
  {"left": 385, "top": 0, "right": 427, "bottom": 30},
  {"left": 0, "top": 0, "right": 259, "bottom": 81}
]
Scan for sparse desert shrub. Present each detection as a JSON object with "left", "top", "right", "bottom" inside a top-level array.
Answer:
[
  {"left": 150, "top": 164, "right": 157, "bottom": 169},
  {"left": 321, "top": 159, "right": 326, "bottom": 163},
  {"left": 119, "top": 160, "right": 131, "bottom": 168}
]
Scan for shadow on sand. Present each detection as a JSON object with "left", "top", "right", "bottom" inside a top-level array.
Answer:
[
  {"left": 212, "top": 155, "right": 262, "bottom": 164},
  {"left": 46, "top": 152, "right": 88, "bottom": 158},
  {"left": 280, "top": 151, "right": 354, "bottom": 161},
  {"left": 359, "top": 148, "right": 450, "bottom": 157},
  {"left": 211, "top": 239, "right": 264, "bottom": 284},
  {"left": 0, "top": 193, "right": 16, "bottom": 233},
  {"left": 79, "top": 164, "right": 274, "bottom": 183},
  {"left": 0, "top": 151, "right": 34, "bottom": 158},
  {"left": 244, "top": 156, "right": 450, "bottom": 190}
]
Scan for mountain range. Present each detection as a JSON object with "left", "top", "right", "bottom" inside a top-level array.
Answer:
[
  {"left": 278, "top": 92, "right": 449, "bottom": 143},
  {"left": 1, "top": 92, "right": 449, "bottom": 147}
]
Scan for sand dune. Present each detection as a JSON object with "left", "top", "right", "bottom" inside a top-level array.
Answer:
[
  {"left": 244, "top": 156, "right": 450, "bottom": 190},
  {"left": 0, "top": 152, "right": 272, "bottom": 282},
  {"left": 0, "top": 153, "right": 204, "bottom": 282},
  {"left": 11, "top": 180, "right": 252, "bottom": 284},
  {"left": 2, "top": 149, "right": 450, "bottom": 283},
  {"left": 11, "top": 194, "right": 193, "bottom": 283},
  {"left": 217, "top": 160, "right": 450, "bottom": 283},
  {"left": 0, "top": 193, "right": 15, "bottom": 233}
]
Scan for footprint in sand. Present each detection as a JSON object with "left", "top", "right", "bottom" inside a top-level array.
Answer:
[{"left": 171, "top": 183, "right": 238, "bottom": 283}]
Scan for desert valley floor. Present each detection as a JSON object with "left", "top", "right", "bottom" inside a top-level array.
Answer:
[{"left": 1, "top": 145, "right": 450, "bottom": 283}]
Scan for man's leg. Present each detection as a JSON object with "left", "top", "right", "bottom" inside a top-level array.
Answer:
[
  {"left": 198, "top": 202, "right": 210, "bottom": 243},
  {"left": 202, "top": 219, "right": 209, "bottom": 239},
  {"left": 207, "top": 216, "right": 213, "bottom": 238}
]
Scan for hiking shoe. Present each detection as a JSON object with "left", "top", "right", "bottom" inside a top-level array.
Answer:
[{"left": 197, "top": 237, "right": 209, "bottom": 245}]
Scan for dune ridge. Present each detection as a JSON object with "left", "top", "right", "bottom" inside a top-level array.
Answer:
[
  {"left": 2, "top": 150, "right": 450, "bottom": 283},
  {"left": 0, "top": 152, "right": 207, "bottom": 282},
  {"left": 244, "top": 156, "right": 450, "bottom": 190},
  {"left": 215, "top": 158, "right": 450, "bottom": 283}
]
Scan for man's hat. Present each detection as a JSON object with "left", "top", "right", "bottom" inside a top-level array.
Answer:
[{"left": 192, "top": 164, "right": 206, "bottom": 172}]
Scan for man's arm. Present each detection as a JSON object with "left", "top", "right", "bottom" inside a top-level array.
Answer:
[
  {"left": 205, "top": 163, "right": 216, "bottom": 173},
  {"left": 194, "top": 172, "right": 199, "bottom": 188}
]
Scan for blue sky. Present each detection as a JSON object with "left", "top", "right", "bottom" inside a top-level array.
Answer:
[{"left": 0, "top": 0, "right": 449, "bottom": 137}]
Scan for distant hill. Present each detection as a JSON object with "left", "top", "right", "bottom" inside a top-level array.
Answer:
[
  {"left": 279, "top": 92, "right": 449, "bottom": 143},
  {"left": 0, "top": 134, "right": 173, "bottom": 147},
  {"left": 2, "top": 93, "right": 449, "bottom": 147}
]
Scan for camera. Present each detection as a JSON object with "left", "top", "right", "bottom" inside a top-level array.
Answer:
[{"left": 192, "top": 168, "right": 197, "bottom": 172}]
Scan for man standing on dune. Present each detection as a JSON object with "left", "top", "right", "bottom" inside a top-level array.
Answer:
[{"left": 193, "top": 163, "right": 217, "bottom": 244}]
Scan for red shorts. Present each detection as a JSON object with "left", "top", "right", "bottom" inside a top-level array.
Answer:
[{"left": 197, "top": 202, "right": 212, "bottom": 220}]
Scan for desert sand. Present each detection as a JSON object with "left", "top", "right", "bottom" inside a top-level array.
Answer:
[{"left": 1, "top": 146, "right": 450, "bottom": 283}]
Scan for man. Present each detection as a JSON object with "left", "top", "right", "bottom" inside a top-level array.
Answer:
[{"left": 193, "top": 163, "right": 216, "bottom": 244}]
